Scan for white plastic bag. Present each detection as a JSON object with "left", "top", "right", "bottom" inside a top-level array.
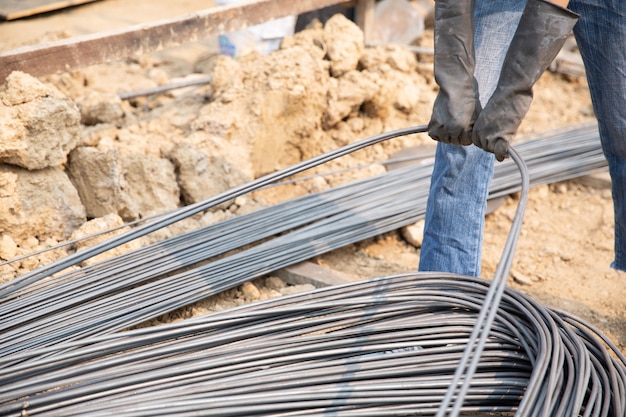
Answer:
[{"left": 216, "top": 0, "right": 296, "bottom": 58}]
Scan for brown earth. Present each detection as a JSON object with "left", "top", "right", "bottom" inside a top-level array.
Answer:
[{"left": 1, "top": 1, "right": 624, "bottom": 355}]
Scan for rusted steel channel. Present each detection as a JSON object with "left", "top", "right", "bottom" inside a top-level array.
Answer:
[{"left": 0, "top": 0, "right": 375, "bottom": 83}]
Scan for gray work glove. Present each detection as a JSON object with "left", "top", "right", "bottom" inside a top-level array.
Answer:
[
  {"left": 427, "top": 0, "right": 480, "bottom": 146},
  {"left": 472, "top": 0, "right": 579, "bottom": 161}
]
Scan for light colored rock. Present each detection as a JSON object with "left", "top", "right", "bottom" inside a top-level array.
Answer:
[
  {"left": 280, "top": 23, "right": 328, "bottom": 61},
  {"left": 264, "top": 276, "right": 287, "bottom": 291},
  {"left": 240, "top": 281, "right": 261, "bottom": 300},
  {"left": 0, "top": 234, "right": 18, "bottom": 261},
  {"left": 67, "top": 147, "right": 133, "bottom": 219},
  {"left": 324, "top": 70, "right": 380, "bottom": 127},
  {"left": 260, "top": 289, "right": 283, "bottom": 300},
  {"left": 67, "top": 147, "right": 180, "bottom": 221},
  {"left": 511, "top": 270, "right": 534, "bottom": 286},
  {"left": 359, "top": 45, "right": 432, "bottom": 119},
  {"left": 70, "top": 213, "right": 143, "bottom": 266},
  {"left": 168, "top": 142, "right": 232, "bottom": 208},
  {"left": 323, "top": 14, "right": 364, "bottom": 77},
  {"left": 20, "top": 236, "right": 39, "bottom": 251},
  {"left": 0, "top": 264, "right": 16, "bottom": 285},
  {"left": 386, "top": 44, "right": 419, "bottom": 73},
  {"left": 401, "top": 219, "right": 425, "bottom": 248},
  {"left": 0, "top": 71, "right": 80, "bottom": 170},
  {"left": 395, "top": 81, "right": 423, "bottom": 113},
  {"left": 77, "top": 91, "right": 125, "bottom": 126},
  {"left": 80, "top": 123, "right": 118, "bottom": 147},
  {"left": 1, "top": 71, "right": 54, "bottom": 106},
  {"left": 122, "top": 153, "right": 180, "bottom": 218},
  {"left": 0, "top": 165, "right": 86, "bottom": 241}
]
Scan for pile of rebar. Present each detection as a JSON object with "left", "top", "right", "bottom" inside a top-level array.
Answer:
[
  {"left": 1, "top": 122, "right": 623, "bottom": 416},
  {"left": 0, "top": 123, "right": 607, "bottom": 356},
  {"left": 1, "top": 273, "right": 624, "bottom": 416}
]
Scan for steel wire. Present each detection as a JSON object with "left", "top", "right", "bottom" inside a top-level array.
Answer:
[
  {"left": 0, "top": 125, "right": 432, "bottom": 298},
  {"left": 435, "top": 148, "right": 530, "bottom": 417},
  {"left": 1, "top": 275, "right": 624, "bottom": 416},
  {"left": 0, "top": 123, "right": 608, "bottom": 362}
]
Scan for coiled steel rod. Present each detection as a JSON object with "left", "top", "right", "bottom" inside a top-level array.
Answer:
[{"left": 0, "top": 275, "right": 624, "bottom": 416}]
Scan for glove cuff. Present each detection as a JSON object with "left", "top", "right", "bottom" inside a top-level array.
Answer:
[{"left": 536, "top": 0, "right": 580, "bottom": 19}]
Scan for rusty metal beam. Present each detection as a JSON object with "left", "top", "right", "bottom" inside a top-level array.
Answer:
[{"left": 0, "top": 0, "right": 355, "bottom": 83}]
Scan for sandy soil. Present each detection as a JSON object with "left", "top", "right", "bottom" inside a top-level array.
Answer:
[
  {"left": 2, "top": 1, "right": 625, "bottom": 355},
  {"left": 314, "top": 69, "right": 626, "bottom": 352}
]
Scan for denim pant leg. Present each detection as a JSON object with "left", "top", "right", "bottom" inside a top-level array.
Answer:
[
  {"left": 570, "top": 0, "right": 626, "bottom": 272},
  {"left": 418, "top": 1, "right": 524, "bottom": 277}
]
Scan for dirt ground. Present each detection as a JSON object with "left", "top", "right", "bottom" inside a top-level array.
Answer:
[
  {"left": 2, "top": 1, "right": 625, "bottom": 355},
  {"left": 315, "top": 68, "right": 626, "bottom": 353}
]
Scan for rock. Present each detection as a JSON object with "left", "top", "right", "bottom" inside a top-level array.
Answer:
[
  {"left": 116, "top": 152, "right": 181, "bottom": 218},
  {"left": 70, "top": 213, "right": 143, "bottom": 266},
  {"left": 324, "top": 70, "right": 380, "bottom": 128},
  {"left": 77, "top": 91, "right": 125, "bottom": 126},
  {"left": 264, "top": 276, "right": 287, "bottom": 291},
  {"left": 240, "top": 281, "right": 261, "bottom": 300},
  {"left": 0, "top": 164, "right": 86, "bottom": 241},
  {"left": 20, "top": 236, "right": 40, "bottom": 251},
  {"left": 280, "top": 24, "right": 328, "bottom": 61},
  {"left": 511, "top": 270, "right": 534, "bottom": 286},
  {"left": 385, "top": 44, "right": 419, "bottom": 73},
  {"left": 394, "top": 81, "right": 422, "bottom": 113},
  {"left": 0, "top": 234, "right": 18, "bottom": 261},
  {"left": 1, "top": 71, "right": 53, "bottom": 106},
  {"left": 359, "top": 45, "right": 432, "bottom": 119},
  {"left": 80, "top": 123, "right": 119, "bottom": 147},
  {"left": 401, "top": 219, "right": 425, "bottom": 248},
  {"left": 263, "top": 289, "right": 283, "bottom": 299},
  {"left": 0, "top": 71, "right": 81, "bottom": 170},
  {"left": 0, "top": 264, "right": 16, "bottom": 285},
  {"left": 67, "top": 147, "right": 180, "bottom": 221},
  {"left": 323, "top": 14, "right": 364, "bottom": 77},
  {"left": 67, "top": 147, "right": 133, "bottom": 219},
  {"left": 168, "top": 142, "right": 233, "bottom": 208}
]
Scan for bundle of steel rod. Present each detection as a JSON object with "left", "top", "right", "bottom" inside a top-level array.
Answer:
[
  {"left": 1, "top": 273, "right": 624, "bottom": 416},
  {"left": 0, "top": 123, "right": 608, "bottom": 364}
]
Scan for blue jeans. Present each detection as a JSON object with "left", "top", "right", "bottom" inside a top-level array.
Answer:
[{"left": 419, "top": 0, "right": 626, "bottom": 276}]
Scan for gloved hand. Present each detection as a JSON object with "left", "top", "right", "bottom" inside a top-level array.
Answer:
[
  {"left": 472, "top": 0, "right": 579, "bottom": 161},
  {"left": 427, "top": 0, "right": 480, "bottom": 146}
]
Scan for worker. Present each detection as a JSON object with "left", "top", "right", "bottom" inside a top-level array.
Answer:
[{"left": 418, "top": 0, "right": 626, "bottom": 277}]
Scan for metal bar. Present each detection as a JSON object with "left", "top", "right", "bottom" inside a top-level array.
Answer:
[{"left": 118, "top": 75, "right": 213, "bottom": 100}]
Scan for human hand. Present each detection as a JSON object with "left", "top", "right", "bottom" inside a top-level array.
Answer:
[
  {"left": 471, "top": 94, "right": 517, "bottom": 162},
  {"left": 427, "top": 0, "right": 479, "bottom": 146},
  {"left": 471, "top": 0, "right": 578, "bottom": 161},
  {"left": 428, "top": 79, "right": 481, "bottom": 146}
]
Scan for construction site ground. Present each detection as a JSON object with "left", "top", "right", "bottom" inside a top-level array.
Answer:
[{"left": 2, "top": 0, "right": 625, "bottom": 356}]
